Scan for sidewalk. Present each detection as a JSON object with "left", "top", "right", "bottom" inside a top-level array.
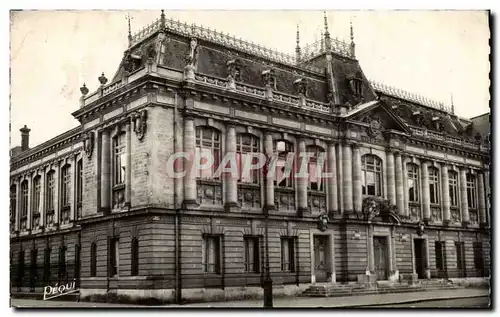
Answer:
[{"left": 11, "top": 288, "right": 489, "bottom": 308}]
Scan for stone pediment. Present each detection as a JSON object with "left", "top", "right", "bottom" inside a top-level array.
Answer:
[{"left": 348, "top": 101, "right": 411, "bottom": 136}]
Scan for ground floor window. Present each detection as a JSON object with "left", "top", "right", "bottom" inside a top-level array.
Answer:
[
  {"left": 473, "top": 242, "right": 484, "bottom": 275},
  {"left": 202, "top": 235, "right": 221, "bottom": 274},
  {"left": 244, "top": 236, "right": 260, "bottom": 273},
  {"left": 280, "top": 237, "right": 296, "bottom": 272},
  {"left": 435, "top": 241, "right": 446, "bottom": 272},
  {"left": 109, "top": 238, "right": 119, "bottom": 277}
]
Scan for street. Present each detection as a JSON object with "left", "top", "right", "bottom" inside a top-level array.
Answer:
[{"left": 10, "top": 288, "right": 490, "bottom": 308}]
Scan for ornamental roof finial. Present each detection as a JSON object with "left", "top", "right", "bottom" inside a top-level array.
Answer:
[
  {"left": 451, "top": 93, "right": 455, "bottom": 114},
  {"left": 350, "top": 20, "right": 354, "bottom": 42},
  {"left": 126, "top": 12, "right": 134, "bottom": 47},
  {"left": 160, "top": 9, "right": 166, "bottom": 29},
  {"left": 323, "top": 11, "right": 330, "bottom": 39},
  {"left": 296, "top": 24, "right": 300, "bottom": 48}
]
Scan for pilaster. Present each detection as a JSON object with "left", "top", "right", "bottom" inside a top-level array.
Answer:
[
  {"left": 183, "top": 116, "right": 197, "bottom": 205},
  {"left": 225, "top": 124, "right": 238, "bottom": 208},
  {"left": 477, "top": 172, "right": 487, "bottom": 226},
  {"left": 441, "top": 164, "right": 451, "bottom": 225},
  {"left": 327, "top": 142, "right": 337, "bottom": 213},
  {"left": 342, "top": 141, "right": 353, "bottom": 213},
  {"left": 100, "top": 129, "right": 111, "bottom": 213},
  {"left": 386, "top": 149, "right": 396, "bottom": 205},
  {"left": 352, "top": 143, "right": 362, "bottom": 212},
  {"left": 421, "top": 160, "right": 431, "bottom": 222},
  {"left": 394, "top": 151, "right": 405, "bottom": 217},
  {"left": 459, "top": 168, "right": 470, "bottom": 225}
]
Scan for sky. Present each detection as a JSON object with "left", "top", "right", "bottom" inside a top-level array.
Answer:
[{"left": 9, "top": 10, "right": 490, "bottom": 148}]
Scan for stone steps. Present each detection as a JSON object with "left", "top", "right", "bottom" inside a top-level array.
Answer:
[{"left": 301, "top": 282, "right": 461, "bottom": 298}]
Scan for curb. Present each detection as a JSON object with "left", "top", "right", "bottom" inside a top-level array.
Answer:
[{"left": 335, "top": 295, "right": 489, "bottom": 308}]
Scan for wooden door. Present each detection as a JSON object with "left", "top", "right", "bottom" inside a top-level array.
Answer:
[
  {"left": 374, "top": 236, "right": 388, "bottom": 280},
  {"left": 314, "top": 236, "right": 327, "bottom": 282}
]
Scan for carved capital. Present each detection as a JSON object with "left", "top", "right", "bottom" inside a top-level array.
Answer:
[{"left": 131, "top": 109, "right": 148, "bottom": 141}]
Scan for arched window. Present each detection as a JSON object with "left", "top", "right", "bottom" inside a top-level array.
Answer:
[
  {"left": 466, "top": 173, "right": 477, "bottom": 209},
  {"left": 131, "top": 238, "right": 139, "bottom": 276},
  {"left": 20, "top": 180, "right": 28, "bottom": 231},
  {"left": 113, "top": 132, "right": 126, "bottom": 209},
  {"left": 274, "top": 140, "right": 294, "bottom": 188},
  {"left": 448, "top": 171, "right": 459, "bottom": 207},
  {"left": 429, "top": 167, "right": 440, "bottom": 204},
  {"left": 76, "top": 159, "right": 83, "bottom": 219},
  {"left": 196, "top": 127, "right": 221, "bottom": 180},
  {"left": 361, "top": 155, "right": 383, "bottom": 197},
  {"left": 46, "top": 170, "right": 55, "bottom": 226},
  {"left": 10, "top": 185, "right": 16, "bottom": 232},
  {"left": 307, "top": 145, "right": 326, "bottom": 192},
  {"left": 20, "top": 180, "right": 28, "bottom": 217},
  {"left": 61, "top": 165, "right": 71, "bottom": 208},
  {"left": 236, "top": 134, "right": 260, "bottom": 184},
  {"left": 32, "top": 176, "right": 41, "bottom": 229},
  {"left": 407, "top": 164, "right": 419, "bottom": 202},
  {"left": 90, "top": 242, "right": 97, "bottom": 277}
]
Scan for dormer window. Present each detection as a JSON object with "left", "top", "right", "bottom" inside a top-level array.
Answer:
[
  {"left": 293, "top": 78, "right": 307, "bottom": 96},
  {"left": 432, "top": 116, "right": 443, "bottom": 131},
  {"left": 227, "top": 59, "right": 242, "bottom": 81},
  {"left": 350, "top": 78, "right": 363, "bottom": 96},
  {"left": 262, "top": 69, "right": 276, "bottom": 89}
]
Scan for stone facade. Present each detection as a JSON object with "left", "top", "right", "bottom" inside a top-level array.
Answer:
[{"left": 10, "top": 12, "right": 490, "bottom": 304}]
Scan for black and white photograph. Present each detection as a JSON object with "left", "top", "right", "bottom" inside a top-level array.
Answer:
[{"left": 7, "top": 6, "right": 492, "bottom": 309}]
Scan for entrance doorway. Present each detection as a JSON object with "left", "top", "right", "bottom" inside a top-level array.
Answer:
[
  {"left": 373, "top": 236, "right": 389, "bottom": 280},
  {"left": 313, "top": 235, "right": 328, "bottom": 282},
  {"left": 455, "top": 242, "right": 466, "bottom": 278},
  {"left": 414, "top": 238, "right": 427, "bottom": 279}
]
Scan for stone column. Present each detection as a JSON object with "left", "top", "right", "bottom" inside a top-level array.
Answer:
[
  {"left": 367, "top": 226, "right": 375, "bottom": 273},
  {"left": 421, "top": 161, "right": 431, "bottom": 222},
  {"left": 39, "top": 167, "right": 46, "bottom": 229},
  {"left": 459, "top": 168, "right": 470, "bottom": 225},
  {"left": 336, "top": 144, "right": 343, "bottom": 214},
  {"left": 183, "top": 117, "right": 197, "bottom": 204},
  {"left": 477, "top": 173, "right": 487, "bottom": 226},
  {"left": 484, "top": 170, "right": 490, "bottom": 224},
  {"left": 342, "top": 142, "right": 353, "bottom": 213},
  {"left": 126, "top": 120, "right": 132, "bottom": 207},
  {"left": 264, "top": 133, "right": 275, "bottom": 209},
  {"left": 402, "top": 156, "right": 409, "bottom": 218},
  {"left": 101, "top": 130, "right": 111, "bottom": 213},
  {"left": 174, "top": 111, "right": 184, "bottom": 207},
  {"left": 225, "top": 125, "right": 238, "bottom": 207},
  {"left": 390, "top": 228, "right": 399, "bottom": 281},
  {"left": 327, "top": 143, "right": 338, "bottom": 213},
  {"left": 352, "top": 143, "right": 362, "bottom": 212},
  {"left": 297, "top": 139, "right": 308, "bottom": 214},
  {"left": 441, "top": 164, "right": 451, "bottom": 224},
  {"left": 53, "top": 162, "right": 60, "bottom": 226},
  {"left": 26, "top": 174, "right": 32, "bottom": 231},
  {"left": 69, "top": 157, "right": 76, "bottom": 222},
  {"left": 394, "top": 151, "right": 405, "bottom": 217},
  {"left": 386, "top": 149, "right": 396, "bottom": 205},
  {"left": 15, "top": 178, "right": 20, "bottom": 232}
]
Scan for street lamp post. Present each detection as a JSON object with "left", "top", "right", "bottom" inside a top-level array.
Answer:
[{"left": 262, "top": 155, "right": 273, "bottom": 308}]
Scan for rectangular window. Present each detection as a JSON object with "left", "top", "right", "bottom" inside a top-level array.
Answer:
[
  {"left": 131, "top": 238, "right": 139, "bottom": 276},
  {"left": 113, "top": 133, "right": 127, "bottom": 185},
  {"left": 307, "top": 147, "right": 325, "bottom": 192},
  {"left": 10, "top": 185, "right": 16, "bottom": 232},
  {"left": 109, "top": 238, "right": 119, "bottom": 277},
  {"left": 236, "top": 134, "right": 260, "bottom": 184},
  {"left": 280, "top": 237, "right": 296, "bottom": 272},
  {"left": 435, "top": 241, "right": 445, "bottom": 271},
  {"left": 449, "top": 171, "right": 459, "bottom": 207},
  {"left": 46, "top": 171, "right": 55, "bottom": 211},
  {"left": 21, "top": 181, "right": 28, "bottom": 217},
  {"left": 202, "top": 235, "right": 221, "bottom": 274},
  {"left": 244, "top": 236, "right": 260, "bottom": 273},
  {"left": 59, "top": 246, "right": 66, "bottom": 280},
  {"left": 473, "top": 242, "right": 483, "bottom": 271},
  {"left": 61, "top": 165, "right": 72, "bottom": 207},
  {"left": 274, "top": 141, "right": 294, "bottom": 188},
  {"left": 18, "top": 250, "right": 25, "bottom": 285},
  {"left": 43, "top": 248, "right": 51, "bottom": 283},
  {"left": 466, "top": 174, "right": 477, "bottom": 209},
  {"left": 90, "top": 243, "right": 97, "bottom": 277},
  {"left": 30, "top": 249, "right": 37, "bottom": 282},
  {"left": 407, "top": 164, "right": 419, "bottom": 202},
  {"left": 195, "top": 127, "right": 221, "bottom": 180},
  {"left": 32, "top": 176, "right": 41, "bottom": 214},
  {"left": 429, "top": 167, "right": 440, "bottom": 204},
  {"left": 362, "top": 155, "right": 383, "bottom": 197}
]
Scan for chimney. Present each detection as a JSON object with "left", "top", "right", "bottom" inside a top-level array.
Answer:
[{"left": 20, "top": 125, "right": 31, "bottom": 151}]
